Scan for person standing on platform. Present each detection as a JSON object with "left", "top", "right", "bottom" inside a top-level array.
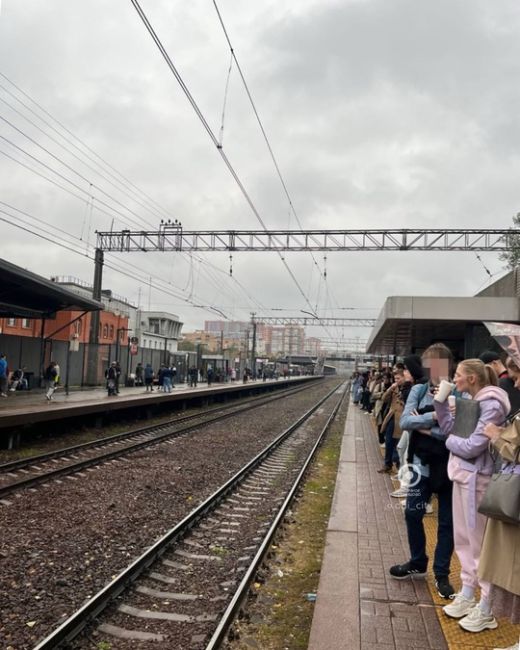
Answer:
[
  {"left": 162, "top": 366, "right": 172, "bottom": 393},
  {"left": 479, "top": 350, "right": 520, "bottom": 417},
  {"left": 144, "top": 363, "right": 154, "bottom": 391},
  {"left": 171, "top": 366, "right": 176, "bottom": 388},
  {"left": 135, "top": 362, "right": 144, "bottom": 386},
  {"left": 478, "top": 362, "right": 520, "bottom": 650},
  {"left": 188, "top": 366, "right": 197, "bottom": 387},
  {"left": 114, "top": 360, "right": 121, "bottom": 394},
  {"left": 0, "top": 353, "right": 8, "bottom": 397},
  {"left": 435, "top": 359, "right": 510, "bottom": 633},
  {"left": 390, "top": 345, "right": 455, "bottom": 600},
  {"left": 106, "top": 362, "right": 118, "bottom": 396},
  {"left": 207, "top": 365, "right": 213, "bottom": 386},
  {"left": 44, "top": 361, "right": 58, "bottom": 400}
]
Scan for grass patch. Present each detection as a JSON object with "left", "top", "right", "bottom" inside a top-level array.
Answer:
[{"left": 226, "top": 403, "right": 348, "bottom": 650}]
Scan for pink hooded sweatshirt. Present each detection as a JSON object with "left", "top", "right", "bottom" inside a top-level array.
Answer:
[{"left": 435, "top": 385, "right": 510, "bottom": 528}]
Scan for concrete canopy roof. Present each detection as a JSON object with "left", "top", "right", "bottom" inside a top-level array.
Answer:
[
  {"left": 366, "top": 296, "right": 520, "bottom": 355},
  {"left": 0, "top": 258, "right": 103, "bottom": 318}
]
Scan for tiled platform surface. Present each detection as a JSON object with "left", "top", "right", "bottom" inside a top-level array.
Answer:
[
  {"left": 308, "top": 404, "right": 447, "bottom": 650},
  {"left": 308, "top": 403, "right": 519, "bottom": 650}
]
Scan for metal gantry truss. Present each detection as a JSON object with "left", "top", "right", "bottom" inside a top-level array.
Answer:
[
  {"left": 253, "top": 316, "right": 376, "bottom": 327},
  {"left": 96, "top": 226, "right": 515, "bottom": 252}
]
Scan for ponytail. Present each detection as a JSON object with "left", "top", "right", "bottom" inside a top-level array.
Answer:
[{"left": 460, "top": 359, "right": 497, "bottom": 388}]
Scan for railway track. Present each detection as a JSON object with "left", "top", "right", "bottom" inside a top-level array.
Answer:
[
  {"left": 0, "top": 381, "right": 318, "bottom": 501},
  {"left": 32, "top": 381, "right": 347, "bottom": 649}
]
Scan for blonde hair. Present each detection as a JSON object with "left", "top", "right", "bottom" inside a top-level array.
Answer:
[
  {"left": 506, "top": 356, "right": 520, "bottom": 374},
  {"left": 459, "top": 359, "right": 498, "bottom": 387}
]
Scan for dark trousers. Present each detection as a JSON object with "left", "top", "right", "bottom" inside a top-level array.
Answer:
[
  {"left": 405, "top": 469, "right": 453, "bottom": 577},
  {"left": 383, "top": 418, "right": 399, "bottom": 468}
]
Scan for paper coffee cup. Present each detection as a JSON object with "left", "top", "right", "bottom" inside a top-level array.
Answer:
[
  {"left": 447, "top": 395, "right": 456, "bottom": 408},
  {"left": 434, "top": 379, "right": 455, "bottom": 403}
]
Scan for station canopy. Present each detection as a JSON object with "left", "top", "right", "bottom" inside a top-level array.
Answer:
[
  {"left": 366, "top": 296, "right": 520, "bottom": 356},
  {"left": 0, "top": 258, "right": 103, "bottom": 318}
]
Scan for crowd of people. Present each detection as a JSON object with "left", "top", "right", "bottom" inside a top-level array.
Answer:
[{"left": 352, "top": 346, "right": 520, "bottom": 649}]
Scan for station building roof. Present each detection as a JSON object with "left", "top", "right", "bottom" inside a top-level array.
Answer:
[
  {"left": 0, "top": 258, "right": 103, "bottom": 318},
  {"left": 366, "top": 295, "right": 520, "bottom": 355}
]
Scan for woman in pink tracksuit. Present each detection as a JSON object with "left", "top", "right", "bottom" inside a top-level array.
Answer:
[{"left": 434, "top": 359, "right": 510, "bottom": 634}]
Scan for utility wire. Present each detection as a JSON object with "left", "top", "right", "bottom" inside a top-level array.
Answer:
[
  {"left": 212, "top": 0, "right": 326, "bottom": 281},
  {"left": 0, "top": 116, "right": 156, "bottom": 229},
  {"left": 0, "top": 206, "right": 234, "bottom": 319},
  {"left": 129, "top": 0, "right": 324, "bottom": 329},
  {"left": 0, "top": 93, "right": 168, "bottom": 223},
  {"left": 0, "top": 73, "right": 171, "bottom": 219},
  {"left": 0, "top": 75, "right": 265, "bottom": 318}
]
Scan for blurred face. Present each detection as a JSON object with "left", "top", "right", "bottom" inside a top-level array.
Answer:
[
  {"left": 422, "top": 357, "right": 450, "bottom": 386},
  {"left": 394, "top": 373, "right": 405, "bottom": 385},
  {"left": 403, "top": 368, "right": 413, "bottom": 383},
  {"left": 454, "top": 363, "right": 476, "bottom": 394}
]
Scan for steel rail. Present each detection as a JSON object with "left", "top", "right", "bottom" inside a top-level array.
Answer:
[
  {"left": 0, "top": 381, "right": 314, "bottom": 474},
  {"left": 32, "top": 380, "right": 343, "bottom": 649},
  {"left": 206, "top": 381, "right": 348, "bottom": 648},
  {"left": 0, "top": 381, "right": 318, "bottom": 499}
]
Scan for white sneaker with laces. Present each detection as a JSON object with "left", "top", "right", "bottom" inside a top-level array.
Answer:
[
  {"left": 443, "top": 592, "right": 476, "bottom": 619},
  {"left": 458, "top": 604, "right": 497, "bottom": 632}
]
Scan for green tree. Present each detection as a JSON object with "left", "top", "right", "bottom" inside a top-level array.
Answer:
[{"left": 499, "top": 212, "right": 520, "bottom": 270}]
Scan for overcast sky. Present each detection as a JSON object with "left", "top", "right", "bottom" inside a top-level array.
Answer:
[{"left": 1, "top": 0, "right": 519, "bottom": 348}]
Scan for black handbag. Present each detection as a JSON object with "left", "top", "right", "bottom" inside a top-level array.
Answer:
[{"left": 478, "top": 448, "right": 520, "bottom": 525}]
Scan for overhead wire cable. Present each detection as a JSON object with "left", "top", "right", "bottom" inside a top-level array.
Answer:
[
  {"left": 218, "top": 51, "right": 233, "bottom": 148},
  {"left": 0, "top": 116, "right": 157, "bottom": 229},
  {"left": 212, "top": 0, "right": 327, "bottom": 283},
  {"left": 0, "top": 78, "right": 262, "bottom": 316},
  {"left": 212, "top": 0, "right": 341, "bottom": 334},
  {"left": 0, "top": 137, "right": 150, "bottom": 230},
  {"left": 129, "top": 0, "right": 323, "bottom": 328},
  {"left": 0, "top": 205, "right": 233, "bottom": 320},
  {"left": 0, "top": 73, "right": 171, "bottom": 219},
  {"left": 0, "top": 94, "right": 168, "bottom": 223}
]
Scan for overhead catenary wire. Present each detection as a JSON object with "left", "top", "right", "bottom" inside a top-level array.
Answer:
[
  {"left": 0, "top": 75, "right": 268, "bottom": 320},
  {"left": 0, "top": 93, "right": 169, "bottom": 224},
  {"left": 129, "top": 0, "right": 327, "bottom": 332},
  {"left": 0, "top": 116, "right": 157, "bottom": 230},
  {"left": 0, "top": 73, "right": 171, "bottom": 220},
  {"left": 212, "top": 0, "right": 327, "bottom": 281},
  {"left": 0, "top": 205, "right": 235, "bottom": 320}
]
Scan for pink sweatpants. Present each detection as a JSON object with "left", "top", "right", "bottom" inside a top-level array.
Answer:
[{"left": 452, "top": 480, "right": 491, "bottom": 600}]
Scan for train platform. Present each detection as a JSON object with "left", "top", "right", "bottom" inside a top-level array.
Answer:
[
  {"left": 307, "top": 402, "right": 519, "bottom": 650},
  {"left": 0, "top": 376, "right": 317, "bottom": 447}
]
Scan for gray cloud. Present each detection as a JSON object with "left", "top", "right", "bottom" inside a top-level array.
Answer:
[{"left": 0, "top": 0, "right": 517, "bottom": 336}]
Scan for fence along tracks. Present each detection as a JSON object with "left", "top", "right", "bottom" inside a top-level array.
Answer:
[
  {"left": 33, "top": 381, "right": 347, "bottom": 649},
  {"left": 0, "top": 382, "right": 315, "bottom": 501}
]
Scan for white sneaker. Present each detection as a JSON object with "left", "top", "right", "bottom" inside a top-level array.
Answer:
[
  {"left": 425, "top": 502, "right": 434, "bottom": 514},
  {"left": 443, "top": 592, "right": 476, "bottom": 619},
  {"left": 458, "top": 604, "right": 498, "bottom": 632}
]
